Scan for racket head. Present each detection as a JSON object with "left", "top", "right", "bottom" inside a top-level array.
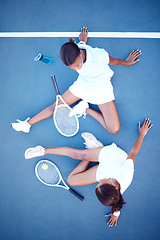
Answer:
[
  {"left": 35, "top": 160, "right": 84, "bottom": 201},
  {"left": 35, "top": 160, "right": 62, "bottom": 187},
  {"left": 53, "top": 95, "right": 79, "bottom": 137}
]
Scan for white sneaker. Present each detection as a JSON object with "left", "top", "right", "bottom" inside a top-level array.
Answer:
[
  {"left": 81, "top": 132, "right": 104, "bottom": 149},
  {"left": 69, "top": 100, "right": 89, "bottom": 118},
  {"left": 11, "top": 117, "right": 31, "bottom": 133},
  {"left": 25, "top": 146, "right": 45, "bottom": 159}
]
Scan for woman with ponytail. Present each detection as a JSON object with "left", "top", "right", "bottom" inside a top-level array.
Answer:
[{"left": 25, "top": 119, "right": 152, "bottom": 227}]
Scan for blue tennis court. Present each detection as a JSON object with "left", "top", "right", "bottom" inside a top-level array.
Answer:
[{"left": 0, "top": 1, "right": 160, "bottom": 240}]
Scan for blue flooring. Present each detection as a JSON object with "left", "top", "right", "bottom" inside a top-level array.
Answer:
[{"left": 0, "top": 1, "right": 160, "bottom": 240}]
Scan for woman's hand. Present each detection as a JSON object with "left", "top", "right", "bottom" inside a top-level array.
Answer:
[
  {"left": 139, "top": 118, "right": 153, "bottom": 136},
  {"left": 125, "top": 50, "right": 141, "bottom": 65},
  {"left": 79, "top": 27, "right": 88, "bottom": 43},
  {"left": 105, "top": 213, "right": 119, "bottom": 227}
]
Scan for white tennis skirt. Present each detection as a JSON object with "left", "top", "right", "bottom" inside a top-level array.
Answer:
[{"left": 69, "top": 80, "right": 115, "bottom": 105}]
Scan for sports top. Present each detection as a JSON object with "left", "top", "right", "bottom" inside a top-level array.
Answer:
[
  {"left": 96, "top": 143, "right": 134, "bottom": 194},
  {"left": 69, "top": 42, "right": 115, "bottom": 104}
]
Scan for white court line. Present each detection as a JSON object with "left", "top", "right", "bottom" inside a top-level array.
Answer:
[{"left": 0, "top": 32, "right": 160, "bottom": 38}]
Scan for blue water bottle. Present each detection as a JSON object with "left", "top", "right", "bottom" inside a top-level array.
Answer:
[{"left": 34, "top": 54, "right": 52, "bottom": 64}]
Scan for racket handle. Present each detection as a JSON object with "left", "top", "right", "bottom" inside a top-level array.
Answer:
[
  {"left": 51, "top": 75, "right": 60, "bottom": 95},
  {"left": 69, "top": 188, "right": 84, "bottom": 201}
]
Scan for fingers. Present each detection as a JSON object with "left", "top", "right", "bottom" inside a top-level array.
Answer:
[
  {"left": 130, "top": 49, "right": 141, "bottom": 56},
  {"left": 107, "top": 218, "right": 117, "bottom": 227},
  {"left": 105, "top": 214, "right": 118, "bottom": 227},
  {"left": 148, "top": 123, "right": 153, "bottom": 130},
  {"left": 130, "top": 50, "right": 141, "bottom": 63},
  {"left": 81, "top": 26, "right": 88, "bottom": 34},
  {"left": 144, "top": 118, "right": 151, "bottom": 127},
  {"left": 105, "top": 213, "right": 112, "bottom": 217},
  {"left": 146, "top": 119, "right": 153, "bottom": 129},
  {"left": 144, "top": 118, "right": 149, "bottom": 126},
  {"left": 139, "top": 118, "right": 153, "bottom": 136},
  {"left": 142, "top": 118, "right": 153, "bottom": 130},
  {"left": 127, "top": 49, "right": 141, "bottom": 65},
  {"left": 130, "top": 50, "right": 134, "bottom": 55},
  {"left": 138, "top": 122, "right": 141, "bottom": 130},
  {"left": 133, "top": 59, "right": 140, "bottom": 64}
]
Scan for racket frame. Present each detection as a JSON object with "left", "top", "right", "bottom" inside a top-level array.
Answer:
[
  {"left": 35, "top": 160, "right": 69, "bottom": 190},
  {"left": 35, "top": 160, "right": 84, "bottom": 201},
  {"left": 51, "top": 75, "right": 79, "bottom": 137}
]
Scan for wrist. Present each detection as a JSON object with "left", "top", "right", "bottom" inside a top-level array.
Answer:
[
  {"left": 113, "top": 211, "right": 120, "bottom": 217},
  {"left": 139, "top": 133, "right": 145, "bottom": 137},
  {"left": 124, "top": 60, "right": 129, "bottom": 66},
  {"left": 79, "top": 41, "right": 86, "bottom": 44}
]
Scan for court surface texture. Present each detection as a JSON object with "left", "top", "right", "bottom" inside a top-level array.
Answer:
[{"left": 0, "top": 0, "right": 160, "bottom": 240}]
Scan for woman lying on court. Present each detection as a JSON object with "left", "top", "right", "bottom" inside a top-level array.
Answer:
[
  {"left": 11, "top": 27, "right": 141, "bottom": 135},
  {"left": 25, "top": 118, "right": 152, "bottom": 226}
]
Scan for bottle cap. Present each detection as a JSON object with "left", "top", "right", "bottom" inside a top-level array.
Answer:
[{"left": 34, "top": 54, "right": 43, "bottom": 61}]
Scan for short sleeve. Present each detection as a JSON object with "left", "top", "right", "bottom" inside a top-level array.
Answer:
[
  {"left": 101, "top": 49, "right": 110, "bottom": 64},
  {"left": 94, "top": 48, "right": 110, "bottom": 65},
  {"left": 120, "top": 159, "right": 134, "bottom": 194}
]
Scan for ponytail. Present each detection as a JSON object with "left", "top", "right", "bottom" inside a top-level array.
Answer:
[
  {"left": 111, "top": 193, "right": 126, "bottom": 213},
  {"left": 95, "top": 183, "right": 126, "bottom": 211}
]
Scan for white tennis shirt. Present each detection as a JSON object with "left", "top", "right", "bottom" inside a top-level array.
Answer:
[
  {"left": 96, "top": 143, "right": 134, "bottom": 194},
  {"left": 69, "top": 42, "right": 115, "bottom": 104}
]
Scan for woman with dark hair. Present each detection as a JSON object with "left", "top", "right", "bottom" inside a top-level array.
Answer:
[
  {"left": 11, "top": 27, "right": 141, "bottom": 134},
  {"left": 25, "top": 118, "right": 152, "bottom": 226}
]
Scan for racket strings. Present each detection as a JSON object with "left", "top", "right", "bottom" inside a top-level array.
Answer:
[
  {"left": 54, "top": 105, "right": 78, "bottom": 136},
  {"left": 37, "top": 162, "right": 60, "bottom": 185}
]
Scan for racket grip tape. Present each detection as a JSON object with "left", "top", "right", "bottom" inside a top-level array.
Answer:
[
  {"left": 69, "top": 188, "right": 84, "bottom": 201},
  {"left": 51, "top": 75, "right": 60, "bottom": 95}
]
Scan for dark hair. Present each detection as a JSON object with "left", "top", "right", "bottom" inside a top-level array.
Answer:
[
  {"left": 95, "top": 183, "right": 126, "bottom": 212},
  {"left": 60, "top": 40, "right": 80, "bottom": 66}
]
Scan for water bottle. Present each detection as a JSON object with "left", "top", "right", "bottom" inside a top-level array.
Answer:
[{"left": 34, "top": 54, "right": 52, "bottom": 64}]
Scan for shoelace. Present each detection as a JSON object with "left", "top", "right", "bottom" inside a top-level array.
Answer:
[{"left": 16, "top": 117, "right": 30, "bottom": 123}]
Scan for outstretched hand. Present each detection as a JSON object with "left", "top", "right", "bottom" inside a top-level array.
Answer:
[
  {"left": 139, "top": 118, "right": 153, "bottom": 136},
  {"left": 79, "top": 27, "right": 88, "bottom": 43},
  {"left": 125, "top": 50, "right": 141, "bottom": 65},
  {"left": 105, "top": 213, "right": 119, "bottom": 227}
]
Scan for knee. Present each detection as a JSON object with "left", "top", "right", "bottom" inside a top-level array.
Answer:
[
  {"left": 67, "top": 174, "right": 75, "bottom": 186},
  {"left": 108, "top": 124, "right": 120, "bottom": 134}
]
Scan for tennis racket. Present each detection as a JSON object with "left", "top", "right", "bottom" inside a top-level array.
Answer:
[
  {"left": 35, "top": 160, "right": 84, "bottom": 201},
  {"left": 51, "top": 75, "right": 79, "bottom": 137}
]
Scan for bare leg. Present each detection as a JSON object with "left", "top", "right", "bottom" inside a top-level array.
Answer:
[
  {"left": 44, "top": 147, "right": 101, "bottom": 186},
  {"left": 68, "top": 161, "right": 98, "bottom": 186},
  {"left": 45, "top": 146, "right": 102, "bottom": 162},
  {"left": 86, "top": 101, "right": 120, "bottom": 134},
  {"left": 28, "top": 89, "right": 80, "bottom": 125}
]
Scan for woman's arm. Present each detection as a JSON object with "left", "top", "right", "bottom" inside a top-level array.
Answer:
[
  {"left": 109, "top": 50, "right": 141, "bottom": 66},
  {"left": 127, "top": 118, "right": 153, "bottom": 164},
  {"left": 106, "top": 119, "right": 152, "bottom": 227}
]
